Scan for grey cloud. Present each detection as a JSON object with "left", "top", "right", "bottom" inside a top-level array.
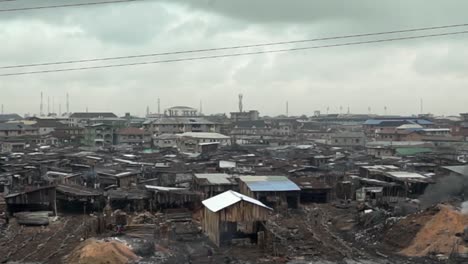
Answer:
[{"left": 0, "top": 0, "right": 468, "bottom": 117}]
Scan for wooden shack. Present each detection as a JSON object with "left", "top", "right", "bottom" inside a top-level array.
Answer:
[
  {"left": 56, "top": 184, "right": 103, "bottom": 213},
  {"left": 239, "top": 176, "right": 301, "bottom": 209},
  {"left": 193, "top": 173, "right": 238, "bottom": 198},
  {"left": 291, "top": 177, "right": 333, "bottom": 203},
  {"left": 107, "top": 188, "right": 151, "bottom": 212},
  {"left": 4, "top": 186, "right": 57, "bottom": 214},
  {"left": 202, "top": 190, "right": 272, "bottom": 247},
  {"left": 145, "top": 185, "right": 202, "bottom": 210},
  {"left": 115, "top": 171, "right": 139, "bottom": 188}
]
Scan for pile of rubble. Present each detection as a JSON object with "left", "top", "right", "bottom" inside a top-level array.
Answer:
[{"left": 130, "top": 211, "right": 157, "bottom": 225}]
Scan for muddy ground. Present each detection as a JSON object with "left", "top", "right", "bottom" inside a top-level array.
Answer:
[{"left": 0, "top": 204, "right": 458, "bottom": 264}]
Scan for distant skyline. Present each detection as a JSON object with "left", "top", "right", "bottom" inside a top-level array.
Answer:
[{"left": 1, "top": 0, "right": 468, "bottom": 117}]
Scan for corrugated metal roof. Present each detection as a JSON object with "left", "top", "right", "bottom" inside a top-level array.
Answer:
[
  {"left": 240, "top": 176, "right": 300, "bottom": 191},
  {"left": 219, "top": 160, "right": 236, "bottom": 168},
  {"left": 364, "top": 119, "right": 433, "bottom": 125},
  {"left": 194, "top": 173, "right": 233, "bottom": 185},
  {"left": 387, "top": 171, "right": 427, "bottom": 179},
  {"left": 443, "top": 165, "right": 468, "bottom": 177},
  {"left": 179, "top": 132, "right": 229, "bottom": 139},
  {"left": 395, "top": 147, "right": 432, "bottom": 156},
  {"left": 202, "top": 190, "right": 272, "bottom": 212}
]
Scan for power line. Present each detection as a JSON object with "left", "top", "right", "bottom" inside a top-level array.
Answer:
[
  {"left": 1, "top": 30, "right": 467, "bottom": 77},
  {"left": 0, "top": 0, "right": 143, "bottom": 12},
  {"left": 2, "top": 22, "right": 468, "bottom": 69}
]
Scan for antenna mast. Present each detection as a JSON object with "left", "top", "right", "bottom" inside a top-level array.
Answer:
[{"left": 238, "top": 94, "right": 243, "bottom": 112}]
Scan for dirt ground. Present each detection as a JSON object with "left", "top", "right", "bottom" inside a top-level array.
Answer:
[
  {"left": 0, "top": 214, "right": 99, "bottom": 264},
  {"left": 0, "top": 205, "right": 461, "bottom": 264}
]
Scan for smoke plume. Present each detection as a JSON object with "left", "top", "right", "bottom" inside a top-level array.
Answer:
[{"left": 419, "top": 174, "right": 468, "bottom": 208}]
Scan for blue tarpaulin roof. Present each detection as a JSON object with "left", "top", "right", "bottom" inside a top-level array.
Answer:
[{"left": 240, "top": 176, "right": 300, "bottom": 192}]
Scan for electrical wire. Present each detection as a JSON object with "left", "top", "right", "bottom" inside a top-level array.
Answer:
[
  {"left": 1, "top": 30, "right": 467, "bottom": 77},
  {"left": 1, "top": 22, "right": 468, "bottom": 69},
  {"left": 0, "top": 0, "right": 143, "bottom": 12}
]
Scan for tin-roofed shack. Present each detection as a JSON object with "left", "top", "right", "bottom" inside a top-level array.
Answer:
[
  {"left": 359, "top": 165, "right": 433, "bottom": 198},
  {"left": 291, "top": 177, "right": 333, "bottom": 203},
  {"left": 202, "top": 190, "right": 272, "bottom": 247},
  {"left": 115, "top": 171, "right": 139, "bottom": 188},
  {"left": 193, "top": 173, "right": 238, "bottom": 198},
  {"left": 56, "top": 184, "right": 103, "bottom": 213},
  {"left": 145, "top": 185, "right": 201, "bottom": 210},
  {"left": 107, "top": 188, "right": 151, "bottom": 212},
  {"left": 239, "top": 176, "right": 300, "bottom": 209},
  {"left": 5, "top": 186, "right": 56, "bottom": 214}
]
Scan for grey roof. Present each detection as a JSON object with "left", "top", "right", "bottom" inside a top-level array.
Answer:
[
  {"left": 332, "top": 132, "right": 365, "bottom": 138},
  {"left": 194, "top": 173, "right": 235, "bottom": 185},
  {"left": 152, "top": 117, "right": 214, "bottom": 125},
  {"left": 233, "top": 120, "right": 268, "bottom": 128},
  {"left": 32, "top": 120, "right": 67, "bottom": 128},
  {"left": 107, "top": 188, "right": 151, "bottom": 200},
  {"left": 154, "top": 133, "right": 179, "bottom": 140},
  {"left": 70, "top": 112, "right": 117, "bottom": 118},
  {"left": 167, "top": 106, "right": 197, "bottom": 110},
  {"left": 443, "top": 165, "right": 468, "bottom": 177},
  {"left": 0, "top": 123, "right": 37, "bottom": 131},
  {"left": 0, "top": 114, "right": 22, "bottom": 122}
]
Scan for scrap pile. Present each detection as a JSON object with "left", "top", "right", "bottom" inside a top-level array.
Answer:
[
  {"left": 130, "top": 211, "right": 157, "bottom": 225},
  {"left": 15, "top": 211, "right": 51, "bottom": 226}
]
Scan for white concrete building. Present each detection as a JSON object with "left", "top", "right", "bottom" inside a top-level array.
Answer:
[{"left": 177, "top": 132, "right": 231, "bottom": 153}]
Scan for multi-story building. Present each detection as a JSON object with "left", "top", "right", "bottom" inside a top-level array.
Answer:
[
  {"left": 31, "top": 119, "right": 68, "bottom": 135},
  {"left": 144, "top": 117, "right": 219, "bottom": 135},
  {"left": 230, "top": 110, "right": 259, "bottom": 122},
  {"left": 328, "top": 132, "right": 366, "bottom": 147},
  {"left": 176, "top": 132, "right": 231, "bottom": 153},
  {"left": 165, "top": 106, "right": 198, "bottom": 117},
  {"left": 153, "top": 134, "right": 178, "bottom": 148},
  {"left": 68, "top": 112, "right": 118, "bottom": 127},
  {"left": 0, "top": 123, "right": 38, "bottom": 139},
  {"left": 82, "top": 123, "right": 114, "bottom": 147},
  {"left": 115, "top": 127, "right": 151, "bottom": 146}
]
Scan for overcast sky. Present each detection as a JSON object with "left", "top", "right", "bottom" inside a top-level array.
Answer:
[{"left": 1, "top": 0, "right": 468, "bottom": 117}]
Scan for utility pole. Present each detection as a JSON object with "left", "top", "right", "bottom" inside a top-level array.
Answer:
[
  {"left": 47, "top": 96, "right": 50, "bottom": 115},
  {"left": 286, "top": 101, "right": 289, "bottom": 117},
  {"left": 157, "top": 98, "right": 161, "bottom": 115},
  {"left": 40, "top": 92, "right": 44, "bottom": 116},
  {"left": 420, "top": 98, "right": 423, "bottom": 115},
  {"left": 1, "top": 104, "right": 3, "bottom": 115},
  {"left": 66, "top": 92, "right": 70, "bottom": 114}
]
